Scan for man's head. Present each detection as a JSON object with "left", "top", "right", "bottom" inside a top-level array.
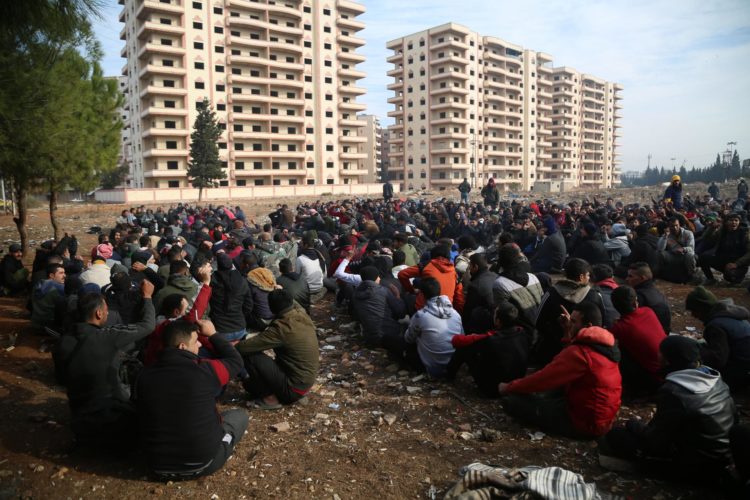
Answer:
[
  {"left": 668, "top": 216, "right": 682, "bottom": 235},
  {"left": 268, "top": 289, "right": 294, "bottom": 316},
  {"left": 660, "top": 335, "right": 700, "bottom": 373},
  {"left": 611, "top": 285, "right": 638, "bottom": 316},
  {"left": 570, "top": 301, "right": 603, "bottom": 337},
  {"left": 8, "top": 243, "right": 22, "bottom": 260},
  {"left": 457, "top": 235, "right": 477, "bottom": 252},
  {"left": 726, "top": 213, "right": 741, "bottom": 231},
  {"left": 163, "top": 320, "right": 200, "bottom": 355},
  {"left": 469, "top": 253, "right": 488, "bottom": 277},
  {"left": 591, "top": 263, "right": 613, "bottom": 284},
  {"left": 392, "top": 233, "right": 407, "bottom": 248},
  {"left": 494, "top": 300, "right": 519, "bottom": 329},
  {"left": 418, "top": 277, "right": 441, "bottom": 300},
  {"left": 625, "top": 262, "right": 652, "bottom": 287},
  {"left": 671, "top": 175, "right": 681, "bottom": 185},
  {"left": 564, "top": 258, "right": 591, "bottom": 285},
  {"left": 392, "top": 250, "right": 405, "bottom": 267},
  {"left": 47, "top": 264, "right": 66, "bottom": 284},
  {"left": 429, "top": 244, "right": 451, "bottom": 261},
  {"left": 279, "top": 258, "right": 293, "bottom": 275},
  {"left": 359, "top": 266, "right": 381, "bottom": 283},
  {"left": 169, "top": 260, "right": 189, "bottom": 276},
  {"left": 685, "top": 286, "right": 718, "bottom": 322},
  {"left": 161, "top": 293, "right": 189, "bottom": 318},
  {"left": 78, "top": 292, "right": 108, "bottom": 325}
]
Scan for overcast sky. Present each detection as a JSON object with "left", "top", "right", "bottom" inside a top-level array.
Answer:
[{"left": 94, "top": 0, "right": 750, "bottom": 172}]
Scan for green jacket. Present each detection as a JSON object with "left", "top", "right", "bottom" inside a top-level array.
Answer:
[
  {"left": 401, "top": 243, "right": 421, "bottom": 267},
  {"left": 236, "top": 304, "right": 319, "bottom": 390},
  {"left": 153, "top": 274, "right": 199, "bottom": 315}
]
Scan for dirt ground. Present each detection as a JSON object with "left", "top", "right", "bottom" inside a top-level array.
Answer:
[{"left": 1, "top": 199, "right": 749, "bottom": 499}]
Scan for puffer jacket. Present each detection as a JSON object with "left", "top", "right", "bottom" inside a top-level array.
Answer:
[
  {"left": 529, "top": 230, "right": 566, "bottom": 273},
  {"left": 352, "top": 280, "right": 406, "bottom": 346},
  {"left": 702, "top": 301, "right": 750, "bottom": 374},
  {"left": 533, "top": 280, "right": 607, "bottom": 365},
  {"left": 209, "top": 269, "right": 252, "bottom": 335},
  {"left": 492, "top": 272, "right": 544, "bottom": 328},
  {"left": 506, "top": 326, "right": 622, "bottom": 437},
  {"left": 398, "top": 257, "right": 464, "bottom": 313},
  {"left": 463, "top": 268, "right": 498, "bottom": 330},
  {"left": 404, "top": 295, "right": 463, "bottom": 377},
  {"left": 635, "top": 367, "right": 736, "bottom": 465}
]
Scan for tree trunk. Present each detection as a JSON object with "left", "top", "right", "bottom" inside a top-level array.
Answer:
[
  {"left": 12, "top": 185, "right": 28, "bottom": 255},
  {"left": 198, "top": 186, "right": 203, "bottom": 202},
  {"left": 49, "top": 189, "right": 60, "bottom": 241}
]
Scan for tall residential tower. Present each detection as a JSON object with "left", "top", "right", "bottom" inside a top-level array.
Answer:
[
  {"left": 386, "top": 23, "right": 622, "bottom": 192},
  {"left": 119, "top": 0, "right": 368, "bottom": 189}
]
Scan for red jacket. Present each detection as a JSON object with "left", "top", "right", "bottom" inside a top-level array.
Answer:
[
  {"left": 610, "top": 306, "right": 665, "bottom": 381},
  {"left": 144, "top": 284, "right": 212, "bottom": 366},
  {"left": 506, "top": 326, "right": 622, "bottom": 437},
  {"left": 398, "top": 257, "right": 464, "bottom": 313}
]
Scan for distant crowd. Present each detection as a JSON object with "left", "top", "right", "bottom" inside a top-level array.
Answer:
[{"left": 1, "top": 176, "right": 749, "bottom": 494}]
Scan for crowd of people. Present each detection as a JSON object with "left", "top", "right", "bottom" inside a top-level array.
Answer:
[{"left": 1, "top": 179, "right": 749, "bottom": 493}]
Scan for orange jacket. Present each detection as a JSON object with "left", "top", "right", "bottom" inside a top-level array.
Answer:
[{"left": 398, "top": 257, "right": 464, "bottom": 313}]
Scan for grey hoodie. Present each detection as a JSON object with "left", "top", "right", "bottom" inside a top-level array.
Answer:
[{"left": 405, "top": 295, "right": 463, "bottom": 377}]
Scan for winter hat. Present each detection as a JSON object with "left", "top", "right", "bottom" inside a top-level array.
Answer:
[
  {"left": 216, "top": 252, "right": 234, "bottom": 271},
  {"left": 672, "top": 175, "right": 681, "bottom": 182},
  {"left": 611, "top": 223, "right": 629, "bottom": 237},
  {"left": 96, "top": 243, "right": 113, "bottom": 260},
  {"left": 132, "top": 250, "right": 152, "bottom": 265},
  {"left": 660, "top": 336, "right": 700, "bottom": 371},
  {"left": 247, "top": 267, "right": 277, "bottom": 292},
  {"left": 268, "top": 289, "right": 294, "bottom": 315},
  {"left": 110, "top": 272, "right": 132, "bottom": 292},
  {"left": 9, "top": 243, "right": 22, "bottom": 253},
  {"left": 685, "top": 286, "right": 718, "bottom": 313},
  {"left": 542, "top": 216, "right": 557, "bottom": 234},
  {"left": 80, "top": 283, "right": 101, "bottom": 295},
  {"left": 359, "top": 266, "right": 380, "bottom": 282},
  {"left": 110, "top": 263, "right": 128, "bottom": 275}
]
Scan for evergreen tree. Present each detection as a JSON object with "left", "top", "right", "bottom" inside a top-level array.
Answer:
[
  {"left": 731, "top": 150, "right": 741, "bottom": 179},
  {"left": 187, "top": 98, "right": 224, "bottom": 201}
]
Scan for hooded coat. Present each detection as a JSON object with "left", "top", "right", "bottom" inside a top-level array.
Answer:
[
  {"left": 506, "top": 326, "right": 622, "bottom": 437},
  {"left": 398, "top": 257, "right": 465, "bottom": 313},
  {"left": 153, "top": 274, "right": 199, "bottom": 316},
  {"left": 404, "top": 295, "right": 463, "bottom": 377},
  {"left": 209, "top": 268, "right": 253, "bottom": 335},
  {"left": 529, "top": 230, "right": 566, "bottom": 273},
  {"left": 634, "top": 280, "right": 671, "bottom": 333},
  {"left": 534, "top": 279, "right": 607, "bottom": 366},
  {"left": 701, "top": 301, "right": 750, "bottom": 378},
  {"left": 352, "top": 280, "right": 406, "bottom": 347}
]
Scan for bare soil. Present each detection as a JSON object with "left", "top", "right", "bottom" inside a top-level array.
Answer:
[{"left": 0, "top": 201, "right": 748, "bottom": 500}]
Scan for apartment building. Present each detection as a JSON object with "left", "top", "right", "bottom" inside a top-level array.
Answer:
[
  {"left": 115, "top": 76, "right": 133, "bottom": 180},
  {"left": 119, "top": 0, "right": 368, "bottom": 189},
  {"left": 386, "top": 23, "right": 622, "bottom": 192},
  {"left": 357, "top": 114, "right": 382, "bottom": 182},
  {"left": 381, "top": 128, "right": 391, "bottom": 181}
]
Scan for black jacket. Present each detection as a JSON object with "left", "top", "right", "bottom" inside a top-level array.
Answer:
[
  {"left": 136, "top": 335, "right": 243, "bottom": 470},
  {"left": 277, "top": 272, "right": 311, "bottom": 313},
  {"left": 629, "top": 234, "right": 660, "bottom": 274},
  {"left": 54, "top": 299, "right": 156, "bottom": 414},
  {"left": 209, "top": 269, "right": 253, "bottom": 334},
  {"left": 351, "top": 280, "right": 406, "bottom": 347},
  {"left": 463, "top": 268, "right": 498, "bottom": 332},
  {"left": 634, "top": 280, "right": 671, "bottom": 333},
  {"left": 570, "top": 238, "right": 610, "bottom": 266},
  {"left": 530, "top": 231, "right": 566, "bottom": 273},
  {"left": 633, "top": 367, "right": 736, "bottom": 466},
  {"left": 702, "top": 301, "right": 750, "bottom": 375}
]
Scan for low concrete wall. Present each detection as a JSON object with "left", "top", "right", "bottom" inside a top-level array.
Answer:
[{"left": 95, "top": 183, "right": 398, "bottom": 203}]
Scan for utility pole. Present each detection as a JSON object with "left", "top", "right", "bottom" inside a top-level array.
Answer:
[{"left": 647, "top": 153, "right": 651, "bottom": 169}]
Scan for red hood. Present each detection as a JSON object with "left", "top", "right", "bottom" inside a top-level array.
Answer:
[
  {"left": 596, "top": 278, "right": 618, "bottom": 290},
  {"left": 429, "top": 257, "right": 455, "bottom": 273},
  {"left": 574, "top": 326, "right": 615, "bottom": 347}
]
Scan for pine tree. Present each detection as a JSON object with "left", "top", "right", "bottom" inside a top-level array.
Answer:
[
  {"left": 187, "top": 98, "right": 225, "bottom": 201},
  {"left": 731, "top": 150, "right": 741, "bottom": 179}
]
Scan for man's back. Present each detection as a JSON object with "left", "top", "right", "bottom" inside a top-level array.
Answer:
[
  {"left": 610, "top": 306, "right": 665, "bottom": 379},
  {"left": 635, "top": 281, "right": 671, "bottom": 332},
  {"left": 277, "top": 272, "right": 311, "bottom": 312}
]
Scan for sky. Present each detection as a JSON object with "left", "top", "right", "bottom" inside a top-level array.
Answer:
[{"left": 93, "top": 0, "right": 750, "bottom": 173}]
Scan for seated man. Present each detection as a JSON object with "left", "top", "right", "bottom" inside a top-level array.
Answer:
[
  {"left": 698, "top": 212, "right": 750, "bottom": 285},
  {"left": 351, "top": 266, "right": 406, "bottom": 349},
  {"left": 600, "top": 336, "right": 736, "bottom": 477},
  {"left": 403, "top": 277, "right": 463, "bottom": 377},
  {"left": 137, "top": 319, "right": 247, "bottom": 479},
  {"left": 31, "top": 263, "right": 67, "bottom": 331},
  {"left": 591, "top": 263, "right": 619, "bottom": 327},
  {"left": 447, "top": 301, "right": 530, "bottom": 398},
  {"left": 462, "top": 253, "right": 498, "bottom": 334},
  {"left": 153, "top": 260, "right": 199, "bottom": 317},
  {"left": 296, "top": 233, "right": 327, "bottom": 303},
  {"left": 54, "top": 280, "right": 155, "bottom": 449},
  {"left": 610, "top": 285, "right": 666, "bottom": 396},
  {"left": 685, "top": 286, "right": 750, "bottom": 389},
  {"left": 625, "top": 261, "right": 671, "bottom": 334},
  {"left": 398, "top": 244, "right": 465, "bottom": 314},
  {"left": 237, "top": 289, "right": 319, "bottom": 409},
  {"left": 276, "top": 258, "right": 311, "bottom": 314},
  {"left": 657, "top": 216, "right": 697, "bottom": 283},
  {"left": 79, "top": 253, "right": 112, "bottom": 289},
  {"left": 0, "top": 243, "right": 29, "bottom": 296},
  {"left": 499, "top": 302, "right": 622, "bottom": 439},
  {"left": 533, "top": 258, "right": 607, "bottom": 366}
]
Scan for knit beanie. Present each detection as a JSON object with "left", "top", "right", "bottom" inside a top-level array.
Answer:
[
  {"left": 110, "top": 263, "right": 128, "bottom": 275},
  {"left": 685, "top": 286, "right": 718, "bottom": 312},
  {"left": 268, "top": 289, "right": 293, "bottom": 315},
  {"left": 660, "top": 336, "right": 701, "bottom": 371},
  {"left": 110, "top": 272, "right": 133, "bottom": 292},
  {"left": 543, "top": 216, "right": 557, "bottom": 235},
  {"left": 132, "top": 250, "right": 152, "bottom": 265}
]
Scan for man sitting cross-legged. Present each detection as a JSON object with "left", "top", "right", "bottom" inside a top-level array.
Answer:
[
  {"left": 236, "top": 289, "right": 320, "bottom": 409},
  {"left": 137, "top": 319, "right": 247, "bottom": 479}
]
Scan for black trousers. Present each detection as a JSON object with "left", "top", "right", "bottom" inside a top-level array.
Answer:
[
  {"left": 71, "top": 400, "right": 138, "bottom": 452},
  {"left": 699, "top": 254, "right": 748, "bottom": 283},
  {"left": 501, "top": 391, "right": 583, "bottom": 439},
  {"left": 152, "top": 409, "right": 248, "bottom": 479},
  {"left": 242, "top": 352, "right": 305, "bottom": 404}
]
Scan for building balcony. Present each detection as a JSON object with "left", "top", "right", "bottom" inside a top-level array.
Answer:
[
  {"left": 431, "top": 116, "right": 469, "bottom": 125},
  {"left": 143, "top": 168, "right": 188, "bottom": 178},
  {"left": 338, "top": 50, "right": 366, "bottom": 63},
  {"left": 432, "top": 147, "right": 469, "bottom": 154},
  {"left": 136, "top": 0, "right": 183, "bottom": 19},
  {"left": 229, "top": 94, "right": 304, "bottom": 106},
  {"left": 387, "top": 95, "right": 403, "bottom": 105},
  {"left": 141, "top": 128, "right": 189, "bottom": 138},
  {"left": 338, "top": 118, "right": 366, "bottom": 127},
  {"left": 338, "top": 84, "right": 366, "bottom": 95},
  {"left": 386, "top": 67, "right": 403, "bottom": 77},
  {"left": 235, "top": 169, "right": 305, "bottom": 177},
  {"left": 339, "top": 101, "right": 366, "bottom": 111},
  {"left": 337, "top": 34, "right": 365, "bottom": 47},
  {"left": 337, "top": 0, "right": 366, "bottom": 15},
  {"left": 340, "top": 152, "right": 367, "bottom": 160},
  {"left": 230, "top": 150, "right": 306, "bottom": 160},
  {"left": 432, "top": 101, "right": 469, "bottom": 111},
  {"left": 387, "top": 109, "right": 403, "bottom": 118},
  {"left": 137, "top": 21, "right": 183, "bottom": 39},
  {"left": 430, "top": 70, "right": 470, "bottom": 82},
  {"left": 140, "top": 106, "right": 188, "bottom": 119},
  {"left": 341, "top": 168, "right": 368, "bottom": 176},
  {"left": 231, "top": 132, "right": 305, "bottom": 141},
  {"left": 338, "top": 67, "right": 366, "bottom": 79},
  {"left": 139, "top": 85, "right": 187, "bottom": 98},
  {"left": 143, "top": 148, "right": 189, "bottom": 159},
  {"left": 340, "top": 135, "right": 367, "bottom": 143},
  {"left": 431, "top": 85, "right": 469, "bottom": 96},
  {"left": 431, "top": 132, "right": 469, "bottom": 140},
  {"left": 230, "top": 112, "right": 304, "bottom": 123},
  {"left": 337, "top": 16, "right": 365, "bottom": 31},
  {"left": 431, "top": 55, "right": 469, "bottom": 66},
  {"left": 430, "top": 38, "right": 469, "bottom": 51},
  {"left": 138, "top": 64, "right": 186, "bottom": 79},
  {"left": 138, "top": 43, "right": 185, "bottom": 59}
]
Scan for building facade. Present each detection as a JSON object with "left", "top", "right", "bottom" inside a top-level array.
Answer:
[
  {"left": 119, "top": 0, "right": 367, "bottom": 189},
  {"left": 385, "top": 23, "right": 622, "bottom": 192},
  {"left": 357, "top": 114, "right": 382, "bottom": 182}
]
